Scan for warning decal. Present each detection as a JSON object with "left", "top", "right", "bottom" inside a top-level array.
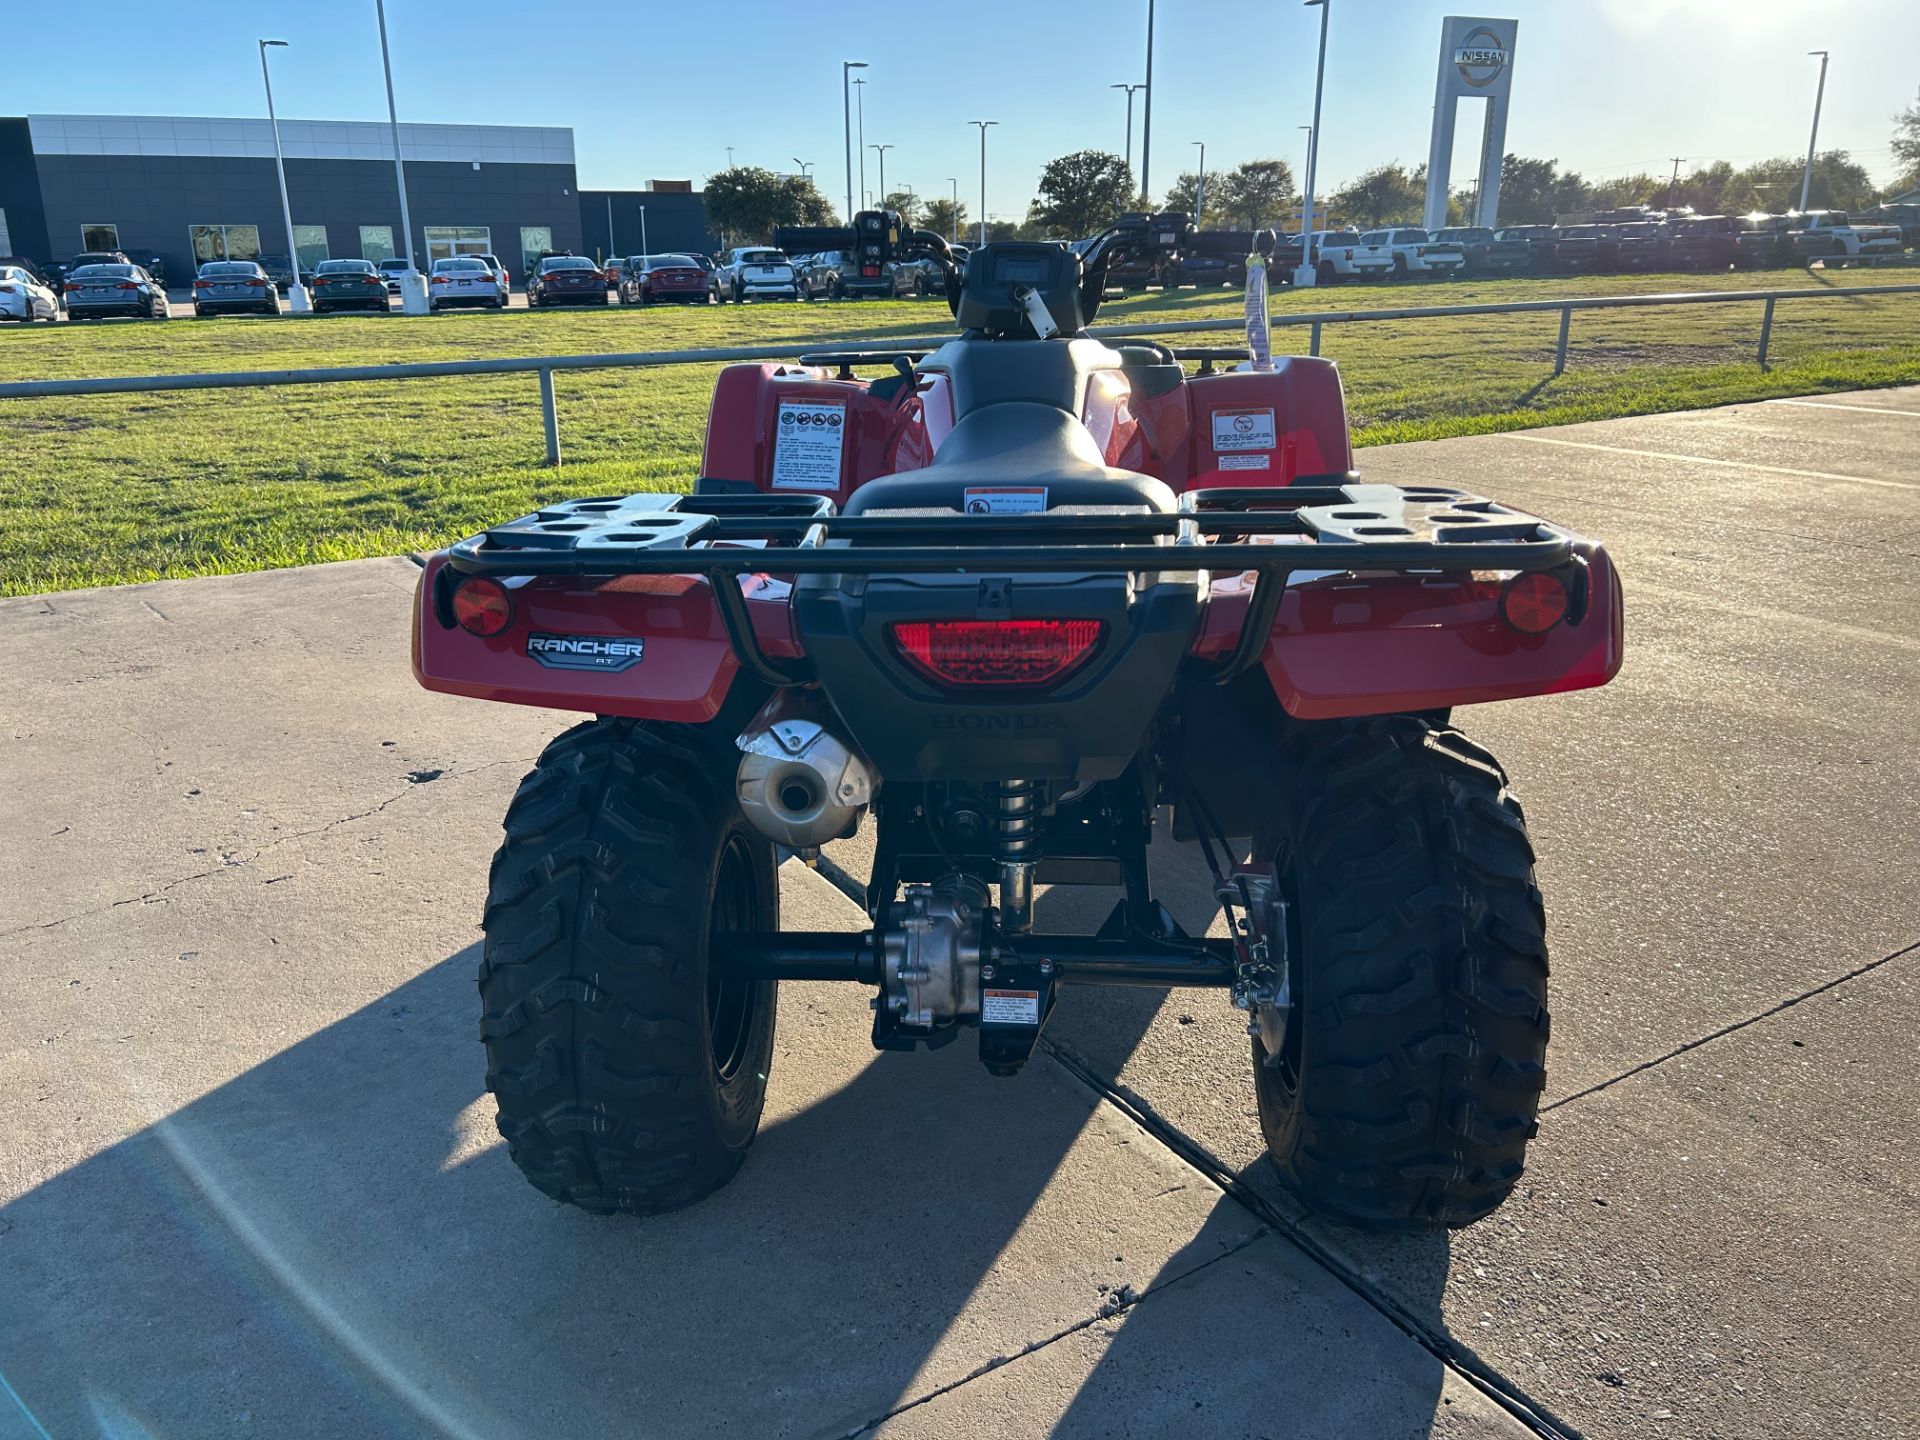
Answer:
[
  {"left": 981, "top": 989, "right": 1042, "bottom": 1026},
  {"left": 1211, "top": 407, "right": 1277, "bottom": 453},
  {"left": 1218, "top": 453, "right": 1271, "bottom": 471},
  {"left": 963, "top": 486, "right": 1048, "bottom": 515},
  {"left": 771, "top": 401, "right": 847, "bottom": 490}
]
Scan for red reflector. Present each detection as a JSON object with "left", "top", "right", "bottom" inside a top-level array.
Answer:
[
  {"left": 452, "top": 577, "right": 513, "bottom": 637},
  {"left": 1501, "top": 571, "right": 1569, "bottom": 634},
  {"left": 890, "top": 619, "right": 1103, "bottom": 688}
]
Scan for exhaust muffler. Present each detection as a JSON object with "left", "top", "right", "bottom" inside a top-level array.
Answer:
[{"left": 735, "top": 694, "right": 876, "bottom": 851}]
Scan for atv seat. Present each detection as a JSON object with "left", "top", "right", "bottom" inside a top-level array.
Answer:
[{"left": 842, "top": 402, "right": 1176, "bottom": 515}]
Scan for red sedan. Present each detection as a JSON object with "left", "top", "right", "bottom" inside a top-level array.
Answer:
[{"left": 618, "top": 254, "right": 710, "bottom": 306}]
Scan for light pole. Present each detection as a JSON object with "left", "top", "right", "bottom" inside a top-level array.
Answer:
[
  {"left": 948, "top": 178, "right": 959, "bottom": 241},
  {"left": 1798, "top": 50, "right": 1829, "bottom": 213},
  {"left": 841, "top": 61, "right": 867, "bottom": 222},
  {"left": 1299, "top": 124, "right": 1314, "bottom": 223},
  {"left": 725, "top": 146, "right": 735, "bottom": 168},
  {"left": 1111, "top": 82, "right": 1145, "bottom": 188},
  {"left": 257, "top": 39, "right": 309, "bottom": 314},
  {"left": 1295, "top": 0, "right": 1331, "bottom": 288},
  {"left": 606, "top": 194, "right": 615, "bottom": 260},
  {"left": 1191, "top": 140, "right": 1206, "bottom": 224},
  {"left": 970, "top": 121, "right": 997, "bottom": 247},
  {"left": 853, "top": 78, "right": 868, "bottom": 210},
  {"left": 793, "top": 157, "right": 813, "bottom": 178},
  {"left": 870, "top": 144, "right": 893, "bottom": 208},
  {"left": 373, "top": 0, "right": 426, "bottom": 313},
  {"left": 1140, "top": 0, "right": 1156, "bottom": 201},
  {"left": 639, "top": 205, "right": 648, "bottom": 256}
]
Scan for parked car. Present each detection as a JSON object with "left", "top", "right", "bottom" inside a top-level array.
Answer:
[
  {"left": 1860, "top": 202, "right": 1920, "bottom": 250},
  {"left": 527, "top": 254, "right": 607, "bottom": 307},
  {"left": 66, "top": 262, "right": 171, "bottom": 320},
  {"left": 1788, "top": 210, "right": 1904, "bottom": 261},
  {"left": 0, "top": 264, "right": 59, "bottom": 322},
  {"left": 793, "top": 251, "right": 841, "bottom": 298},
  {"left": 1733, "top": 213, "right": 1798, "bottom": 268},
  {"left": 1548, "top": 225, "right": 1613, "bottom": 272},
  {"left": 376, "top": 257, "right": 412, "bottom": 292},
  {"left": 618, "top": 254, "right": 709, "bottom": 305},
  {"left": 1367, "top": 227, "right": 1467, "bottom": 279},
  {"left": 68, "top": 249, "right": 131, "bottom": 271},
  {"left": 257, "top": 253, "right": 298, "bottom": 290},
  {"left": 715, "top": 247, "right": 800, "bottom": 302},
  {"left": 1432, "top": 226, "right": 1529, "bottom": 275},
  {"left": 1608, "top": 221, "right": 1673, "bottom": 272},
  {"left": 1666, "top": 216, "right": 1740, "bottom": 271},
  {"left": 1306, "top": 229, "right": 1392, "bottom": 282},
  {"left": 427, "top": 256, "right": 505, "bottom": 310},
  {"left": 473, "top": 253, "right": 511, "bottom": 294},
  {"left": 0, "top": 256, "right": 54, "bottom": 288},
  {"left": 898, "top": 255, "right": 945, "bottom": 295},
  {"left": 310, "top": 258, "right": 391, "bottom": 313},
  {"left": 1492, "top": 225, "right": 1562, "bottom": 273},
  {"left": 192, "top": 259, "right": 279, "bottom": 317},
  {"left": 1170, "top": 252, "right": 1236, "bottom": 287}
]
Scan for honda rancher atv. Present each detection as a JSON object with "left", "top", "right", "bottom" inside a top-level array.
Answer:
[{"left": 414, "top": 213, "right": 1623, "bottom": 1229}]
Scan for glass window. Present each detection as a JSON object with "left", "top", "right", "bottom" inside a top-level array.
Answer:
[
  {"left": 519, "top": 226, "right": 553, "bottom": 276},
  {"left": 359, "top": 226, "right": 396, "bottom": 263},
  {"left": 0, "top": 209, "right": 12, "bottom": 255},
  {"left": 189, "top": 224, "right": 262, "bottom": 263},
  {"left": 81, "top": 223, "right": 121, "bottom": 251},
  {"left": 293, "top": 225, "right": 329, "bottom": 274},
  {"left": 424, "top": 226, "right": 491, "bottom": 263}
]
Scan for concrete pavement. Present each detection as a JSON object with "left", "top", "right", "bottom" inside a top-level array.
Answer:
[{"left": 3, "top": 387, "right": 1918, "bottom": 1438}]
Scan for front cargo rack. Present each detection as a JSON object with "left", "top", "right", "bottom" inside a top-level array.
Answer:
[{"left": 443, "top": 484, "right": 1579, "bottom": 685}]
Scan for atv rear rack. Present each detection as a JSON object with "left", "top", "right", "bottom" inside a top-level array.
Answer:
[{"left": 441, "top": 484, "right": 1579, "bottom": 686}]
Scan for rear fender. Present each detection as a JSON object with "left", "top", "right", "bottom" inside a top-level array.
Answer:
[
  {"left": 412, "top": 554, "right": 796, "bottom": 722},
  {"left": 699, "top": 362, "right": 933, "bottom": 507},
  {"left": 1183, "top": 359, "right": 1353, "bottom": 489},
  {"left": 1193, "top": 541, "right": 1624, "bottom": 718}
]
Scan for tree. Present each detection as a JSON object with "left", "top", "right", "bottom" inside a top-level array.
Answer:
[
  {"left": 1729, "top": 151, "right": 1878, "bottom": 213},
  {"left": 922, "top": 195, "right": 968, "bottom": 240},
  {"left": 1495, "top": 155, "right": 1597, "bottom": 224},
  {"left": 702, "top": 167, "right": 833, "bottom": 245},
  {"left": 1326, "top": 163, "right": 1424, "bottom": 228},
  {"left": 881, "top": 190, "right": 922, "bottom": 228},
  {"left": 1215, "top": 160, "right": 1295, "bottom": 230},
  {"left": 1161, "top": 170, "right": 1226, "bottom": 222},
  {"left": 1891, "top": 87, "right": 1920, "bottom": 193},
  {"left": 1030, "top": 150, "right": 1135, "bottom": 239},
  {"left": 1588, "top": 173, "right": 1661, "bottom": 209}
]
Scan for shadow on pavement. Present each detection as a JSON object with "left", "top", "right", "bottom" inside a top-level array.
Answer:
[{"left": 1, "top": 885, "right": 1460, "bottom": 1439}]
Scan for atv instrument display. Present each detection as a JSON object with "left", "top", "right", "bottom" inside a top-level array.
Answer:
[{"left": 414, "top": 217, "right": 1623, "bottom": 1228}]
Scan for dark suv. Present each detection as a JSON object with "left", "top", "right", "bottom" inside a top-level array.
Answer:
[
  {"left": 1734, "top": 213, "right": 1797, "bottom": 268},
  {"left": 1433, "top": 226, "right": 1530, "bottom": 275},
  {"left": 1667, "top": 216, "right": 1740, "bottom": 271}
]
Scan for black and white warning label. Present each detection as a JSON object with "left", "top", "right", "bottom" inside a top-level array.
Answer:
[
  {"left": 981, "top": 989, "right": 1042, "bottom": 1026},
  {"left": 1211, "top": 406, "right": 1276, "bottom": 452},
  {"left": 963, "top": 486, "right": 1048, "bottom": 515},
  {"left": 771, "top": 401, "right": 847, "bottom": 490}
]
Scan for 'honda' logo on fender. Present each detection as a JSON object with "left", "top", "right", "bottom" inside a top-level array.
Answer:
[
  {"left": 526, "top": 633, "right": 645, "bottom": 673},
  {"left": 930, "top": 713, "right": 1067, "bottom": 731}
]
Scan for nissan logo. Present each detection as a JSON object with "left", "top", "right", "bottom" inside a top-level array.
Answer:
[{"left": 1453, "top": 27, "right": 1508, "bottom": 88}]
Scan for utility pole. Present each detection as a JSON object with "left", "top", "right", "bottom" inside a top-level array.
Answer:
[
  {"left": 1295, "top": 0, "right": 1331, "bottom": 288},
  {"left": 1140, "top": 0, "right": 1155, "bottom": 202},
  {"left": 1111, "top": 82, "right": 1145, "bottom": 192},
  {"left": 1799, "top": 50, "right": 1830, "bottom": 213},
  {"left": 947, "top": 178, "right": 959, "bottom": 240},
  {"left": 1191, "top": 140, "right": 1206, "bottom": 224},
  {"left": 854, "top": 78, "right": 868, "bottom": 211},
  {"left": 970, "top": 120, "right": 998, "bottom": 247},
  {"left": 257, "top": 39, "right": 309, "bottom": 313},
  {"left": 841, "top": 60, "right": 867, "bottom": 223},
  {"left": 1667, "top": 156, "right": 1685, "bottom": 209}
]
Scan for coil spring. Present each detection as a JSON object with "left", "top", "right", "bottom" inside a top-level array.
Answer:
[{"left": 997, "top": 779, "right": 1038, "bottom": 861}]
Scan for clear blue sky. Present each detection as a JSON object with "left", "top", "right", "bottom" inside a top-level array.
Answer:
[{"left": 11, "top": 0, "right": 1917, "bottom": 218}]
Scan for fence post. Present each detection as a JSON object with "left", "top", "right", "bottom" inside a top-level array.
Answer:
[
  {"left": 1757, "top": 296, "right": 1777, "bottom": 371},
  {"left": 1309, "top": 321, "right": 1322, "bottom": 357},
  {"left": 1553, "top": 305, "right": 1572, "bottom": 377},
  {"left": 538, "top": 367, "right": 561, "bottom": 467}
]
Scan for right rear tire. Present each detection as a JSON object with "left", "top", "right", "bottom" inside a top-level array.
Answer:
[{"left": 480, "top": 718, "right": 780, "bottom": 1215}]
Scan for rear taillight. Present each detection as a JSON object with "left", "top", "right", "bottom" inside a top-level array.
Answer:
[
  {"left": 246, "top": 278, "right": 267, "bottom": 287},
  {"left": 193, "top": 279, "right": 212, "bottom": 288},
  {"left": 861, "top": 265, "right": 880, "bottom": 278},
  {"left": 1501, "top": 571, "right": 1569, "bottom": 634},
  {"left": 890, "top": 619, "right": 1104, "bottom": 688},
  {"left": 63, "top": 282, "right": 80, "bottom": 292},
  {"left": 116, "top": 282, "right": 139, "bottom": 290},
  {"left": 452, "top": 577, "right": 513, "bottom": 637}
]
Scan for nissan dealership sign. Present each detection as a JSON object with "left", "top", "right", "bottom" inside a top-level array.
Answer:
[
  {"left": 1424, "top": 16, "right": 1520, "bottom": 230},
  {"left": 1452, "top": 26, "right": 1511, "bottom": 87}
]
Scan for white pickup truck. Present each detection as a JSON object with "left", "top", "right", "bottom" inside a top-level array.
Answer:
[
  {"left": 1364, "top": 227, "right": 1469, "bottom": 279},
  {"left": 1307, "top": 230, "right": 1393, "bottom": 282},
  {"left": 1789, "top": 210, "right": 1905, "bottom": 260}
]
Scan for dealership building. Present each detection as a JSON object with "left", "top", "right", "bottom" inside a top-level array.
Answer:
[{"left": 0, "top": 114, "right": 719, "bottom": 283}]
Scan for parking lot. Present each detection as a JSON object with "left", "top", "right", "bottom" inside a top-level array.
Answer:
[{"left": 2, "top": 386, "right": 1913, "bottom": 1439}]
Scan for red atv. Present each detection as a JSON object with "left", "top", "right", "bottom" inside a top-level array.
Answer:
[{"left": 414, "top": 216, "right": 1623, "bottom": 1229}]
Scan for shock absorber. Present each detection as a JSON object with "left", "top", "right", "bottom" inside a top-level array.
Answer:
[{"left": 997, "top": 779, "right": 1038, "bottom": 933}]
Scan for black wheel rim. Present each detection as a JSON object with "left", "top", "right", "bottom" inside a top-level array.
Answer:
[{"left": 705, "top": 834, "right": 761, "bottom": 1085}]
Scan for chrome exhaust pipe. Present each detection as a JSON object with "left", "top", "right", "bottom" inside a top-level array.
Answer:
[{"left": 735, "top": 695, "right": 876, "bottom": 851}]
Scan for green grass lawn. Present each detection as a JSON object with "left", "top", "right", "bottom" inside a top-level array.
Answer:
[{"left": 2, "top": 268, "right": 1917, "bottom": 596}]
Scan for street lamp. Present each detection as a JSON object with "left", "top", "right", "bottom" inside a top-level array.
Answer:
[
  {"left": 870, "top": 144, "right": 893, "bottom": 208},
  {"left": 793, "top": 157, "right": 813, "bottom": 177},
  {"left": 853, "top": 77, "right": 868, "bottom": 214},
  {"left": 1299, "top": 125, "right": 1314, "bottom": 219},
  {"left": 373, "top": 0, "right": 426, "bottom": 313},
  {"left": 969, "top": 121, "right": 998, "bottom": 247},
  {"left": 841, "top": 61, "right": 867, "bottom": 222},
  {"left": 639, "top": 205, "right": 648, "bottom": 256},
  {"left": 1111, "top": 82, "right": 1146, "bottom": 185},
  {"left": 947, "top": 178, "right": 959, "bottom": 240},
  {"left": 1140, "top": 0, "right": 1156, "bottom": 200},
  {"left": 1191, "top": 140, "right": 1206, "bottom": 225},
  {"left": 1798, "top": 50, "right": 1830, "bottom": 213},
  {"left": 1295, "top": 0, "right": 1331, "bottom": 288},
  {"left": 257, "top": 39, "right": 309, "bottom": 314}
]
